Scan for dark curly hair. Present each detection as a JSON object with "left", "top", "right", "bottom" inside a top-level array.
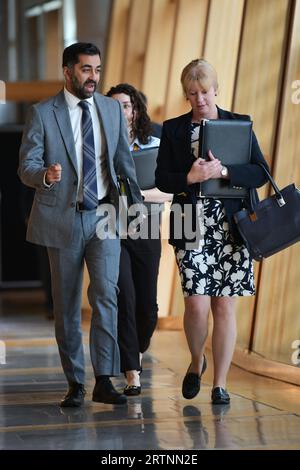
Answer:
[{"left": 106, "top": 83, "right": 152, "bottom": 145}]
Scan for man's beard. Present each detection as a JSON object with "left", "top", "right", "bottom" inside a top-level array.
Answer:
[{"left": 72, "top": 77, "right": 97, "bottom": 99}]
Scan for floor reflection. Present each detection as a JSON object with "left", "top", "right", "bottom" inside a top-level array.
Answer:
[
  {"left": 1, "top": 294, "right": 300, "bottom": 450},
  {"left": 182, "top": 404, "right": 237, "bottom": 449},
  {"left": 210, "top": 404, "right": 237, "bottom": 449},
  {"left": 182, "top": 405, "right": 209, "bottom": 449}
]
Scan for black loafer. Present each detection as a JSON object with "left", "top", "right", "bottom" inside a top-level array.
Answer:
[
  {"left": 60, "top": 383, "right": 86, "bottom": 407},
  {"left": 211, "top": 386, "right": 230, "bottom": 405},
  {"left": 92, "top": 378, "right": 127, "bottom": 405},
  {"left": 182, "top": 355, "right": 207, "bottom": 399},
  {"left": 124, "top": 385, "right": 141, "bottom": 396}
]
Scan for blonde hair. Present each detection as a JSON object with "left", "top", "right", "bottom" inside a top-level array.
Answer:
[{"left": 181, "top": 59, "right": 218, "bottom": 95}]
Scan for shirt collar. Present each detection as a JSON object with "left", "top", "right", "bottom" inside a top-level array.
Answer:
[
  {"left": 64, "top": 87, "right": 94, "bottom": 109},
  {"left": 130, "top": 137, "right": 141, "bottom": 151},
  {"left": 130, "top": 136, "right": 160, "bottom": 151}
]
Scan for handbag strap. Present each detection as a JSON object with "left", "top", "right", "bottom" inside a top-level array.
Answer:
[{"left": 250, "top": 163, "right": 286, "bottom": 210}]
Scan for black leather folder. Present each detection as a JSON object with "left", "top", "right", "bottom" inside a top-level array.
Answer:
[
  {"left": 198, "top": 119, "right": 252, "bottom": 198},
  {"left": 131, "top": 147, "right": 159, "bottom": 190}
]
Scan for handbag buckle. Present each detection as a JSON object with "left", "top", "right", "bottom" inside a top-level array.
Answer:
[
  {"left": 249, "top": 212, "right": 257, "bottom": 222},
  {"left": 276, "top": 196, "right": 286, "bottom": 207}
]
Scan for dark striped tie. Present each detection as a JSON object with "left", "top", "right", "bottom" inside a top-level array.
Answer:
[{"left": 78, "top": 100, "right": 98, "bottom": 210}]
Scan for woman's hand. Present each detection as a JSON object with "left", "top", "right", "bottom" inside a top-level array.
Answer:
[
  {"left": 187, "top": 150, "right": 222, "bottom": 184},
  {"left": 207, "top": 150, "right": 223, "bottom": 178},
  {"left": 142, "top": 187, "right": 173, "bottom": 203}
]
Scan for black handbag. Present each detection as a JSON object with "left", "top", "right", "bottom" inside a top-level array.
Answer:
[{"left": 234, "top": 164, "right": 300, "bottom": 261}]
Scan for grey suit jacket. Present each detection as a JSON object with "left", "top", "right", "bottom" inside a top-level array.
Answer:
[{"left": 18, "top": 90, "right": 143, "bottom": 248}]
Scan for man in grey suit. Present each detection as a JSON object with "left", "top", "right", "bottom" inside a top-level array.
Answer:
[{"left": 18, "top": 42, "right": 143, "bottom": 407}]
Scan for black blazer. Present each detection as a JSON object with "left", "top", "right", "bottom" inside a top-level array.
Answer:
[{"left": 155, "top": 106, "right": 269, "bottom": 248}]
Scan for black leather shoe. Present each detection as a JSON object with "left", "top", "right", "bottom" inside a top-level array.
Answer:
[
  {"left": 60, "top": 383, "right": 86, "bottom": 407},
  {"left": 182, "top": 355, "right": 207, "bottom": 399},
  {"left": 124, "top": 384, "right": 141, "bottom": 396},
  {"left": 92, "top": 378, "right": 127, "bottom": 405},
  {"left": 211, "top": 387, "right": 230, "bottom": 405}
]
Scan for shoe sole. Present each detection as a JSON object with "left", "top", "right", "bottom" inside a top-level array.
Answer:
[
  {"left": 211, "top": 397, "right": 230, "bottom": 405},
  {"left": 60, "top": 400, "right": 84, "bottom": 407},
  {"left": 124, "top": 386, "right": 141, "bottom": 396},
  {"left": 92, "top": 396, "right": 127, "bottom": 405},
  {"left": 212, "top": 400, "right": 230, "bottom": 405}
]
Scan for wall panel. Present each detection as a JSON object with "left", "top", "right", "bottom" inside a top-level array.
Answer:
[
  {"left": 233, "top": 0, "right": 289, "bottom": 159},
  {"left": 142, "top": 0, "right": 177, "bottom": 122},
  {"left": 44, "top": 9, "right": 63, "bottom": 80},
  {"left": 156, "top": 207, "right": 180, "bottom": 317},
  {"left": 164, "top": 0, "right": 209, "bottom": 120},
  {"left": 232, "top": 0, "right": 290, "bottom": 350},
  {"left": 102, "top": 0, "right": 131, "bottom": 93},
  {"left": 204, "top": 0, "right": 245, "bottom": 110},
  {"left": 252, "top": 0, "right": 300, "bottom": 364},
  {"left": 122, "top": 0, "right": 152, "bottom": 89}
]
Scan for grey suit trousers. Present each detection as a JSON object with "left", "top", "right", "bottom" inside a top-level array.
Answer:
[{"left": 47, "top": 208, "right": 121, "bottom": 384}]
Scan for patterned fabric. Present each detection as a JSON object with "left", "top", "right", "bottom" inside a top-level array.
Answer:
[
  {"left": 78, "top": 100, "right": 98, "bottom": 209},
  {"left": 191, "top": 121, "right": 201, "bottom": 160},
  {"left": 174, "top": 122, "right": 255, "bottom": 297}
]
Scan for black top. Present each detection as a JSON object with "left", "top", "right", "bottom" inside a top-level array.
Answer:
[{"left": 155, "top": 106, "right": 269, "bottom": 248}]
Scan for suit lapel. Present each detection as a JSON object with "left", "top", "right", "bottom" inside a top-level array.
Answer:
[
  {"left": 217, "top": 106, "right": 231, "bottom": 120},
  {"left": 94, "top": 94, "right": 117, "bottom": 184},
  {"left": 53, "top": 91, "right": 78, "bottom": 176},
  {"left": 175, "top": 111, "right": 193, "bottom": 171},
  {"left": 94, "top": 94, "right": 114, "bottom": 158}
]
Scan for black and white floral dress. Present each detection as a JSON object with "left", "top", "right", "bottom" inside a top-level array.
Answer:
[{"left": 174, "top": 123, "right": 255, "bottom": 297}]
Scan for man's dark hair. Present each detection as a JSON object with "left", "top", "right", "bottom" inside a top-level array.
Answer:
[
  {"left": 62, "top": 42, "right": 101, "bottom": 68},
  {"left": 106, "top": 83, "right": 152, "bottom": 145}
]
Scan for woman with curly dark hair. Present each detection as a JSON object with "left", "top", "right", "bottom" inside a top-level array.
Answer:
[
  {"left": 106, "top": 83, "right": 159, "bottom": 149},
  {"left": 106, "top": 83, "right": 171, "bottom": 396}
]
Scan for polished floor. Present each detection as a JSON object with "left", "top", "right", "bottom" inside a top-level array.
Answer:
[{"left": 0, "top": 289, "right": 300, "bottom": 450}]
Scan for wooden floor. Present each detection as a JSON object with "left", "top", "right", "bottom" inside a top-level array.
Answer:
[{"left": 0, "top": 289, "right": 300, "bottom": 451}]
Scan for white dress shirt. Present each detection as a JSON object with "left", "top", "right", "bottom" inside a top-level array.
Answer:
[{"left": 64, "top": 87, "right": 109, "bottom": 202}]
